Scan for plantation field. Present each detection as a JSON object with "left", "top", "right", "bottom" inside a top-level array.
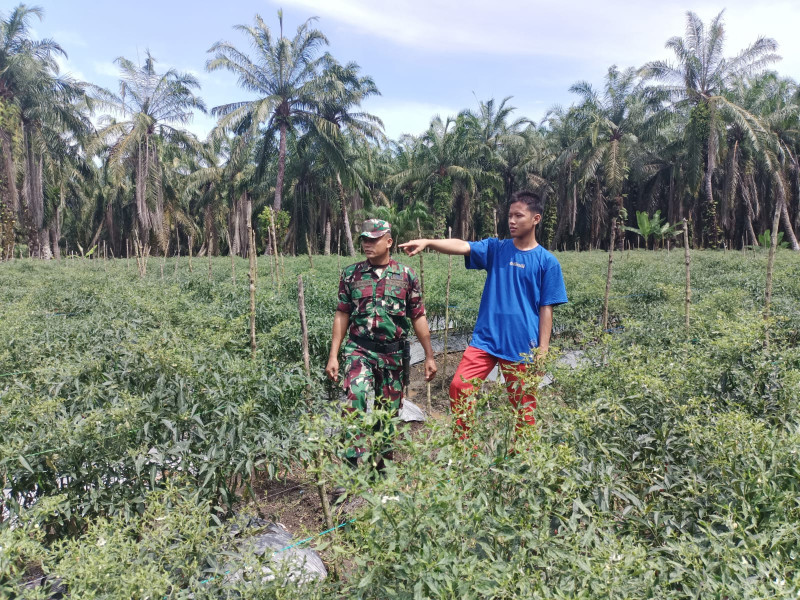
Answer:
[{"left": 2, "top": 249, "right": 800, "bottom": 598}]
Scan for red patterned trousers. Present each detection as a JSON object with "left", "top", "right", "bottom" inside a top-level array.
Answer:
[{"left": 449, "top": 345, "right": 537, "bottom": 437}]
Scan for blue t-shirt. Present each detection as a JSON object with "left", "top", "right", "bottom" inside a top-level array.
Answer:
[{"left": 465, "top": 238, "right": 568, "bottom": 362}]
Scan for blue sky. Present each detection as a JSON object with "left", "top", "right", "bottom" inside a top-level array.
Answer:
[{"left": 27, "top": 0, "right": 800, "bottom": 140}]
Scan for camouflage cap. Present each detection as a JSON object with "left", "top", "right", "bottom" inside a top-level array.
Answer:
[{"left": 359, "top": 219, "right": 392, "bottom": 238}]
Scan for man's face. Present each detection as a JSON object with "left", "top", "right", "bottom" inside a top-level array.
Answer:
[
  {"left": 508, "top": 201, "right": 541, "bottom": 238},
  {"left": 361, "top": 233, "right": 393, "bottom": 263}
]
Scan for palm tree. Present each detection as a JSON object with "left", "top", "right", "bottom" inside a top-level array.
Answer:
[
  {"left": 308, "top": 58, "right": 384, "bottom": 255},
  {"left": 641, "top": 10, "right": 780, "bottom": 248},
  {"left": 0, "top": 4, "right": 89, "bottom": 258},
  {"left": 568, "top": 66, "right": 651, "bottom": 249},
  {"left": 461, "top": 96, "right": 534, "bottom": 236},
  {"left": 207, "top": 11, "right": 329, "bottom": 216},
  {"left": 751, "top": 74, "right": 800, "bottom": 250},
  {"left": 543, "top": 104, "right": 588, "bottom": 250},
  {"left": 94, "top": 51, "right": 205, "bottom": 253},
  {"left": 392, "top": 115, "right": 498, "bottom": 240}
]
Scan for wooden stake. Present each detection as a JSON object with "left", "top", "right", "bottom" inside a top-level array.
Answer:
[
  {"left": 426, "top": 382, "right": 432, "bottom": 416},
  {"left": 337, "top": 229, "right": 341, "bottom": 272},
  {"left": 417, "top": 219, "right": 425, "bottom": 300},
  {"left": 207, "top": 246, "right": 212, "bottom": 283},
  {"left": 314, "top": 450, "right": 338, "bottom": 579},
  {"left": 764, "top": 195, "right": 783, "bottom": 350},
  {"left": 268, "top": 208, "right": 280, "bottom": 287},
  {"left": 602, "top": 218, "right": 616, "bottom": 332},
  {"left": 188, "top": 234, "right": 193, "bottom": 273},
  {"left": 298, "top": 274, "right": 311, "bottom": 398},
  {"left": 268, "top": 208, "right": 277, "bottom": 283},
  {"left": 248, "top": 216, "right": 257, "bottom": 359},
  {"left": 442, "top": 227, "right": 452, "bottom": 392},
  {"left": 683, "top": 219, "right": 691, "bottom": 335}
]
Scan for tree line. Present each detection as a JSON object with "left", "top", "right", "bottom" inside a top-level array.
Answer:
[{"left": 1, "top": 5, "right": 798, "bottom": 261}]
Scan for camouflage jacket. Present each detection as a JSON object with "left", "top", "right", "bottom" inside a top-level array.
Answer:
[{"left": 336, "top": 259, "right": 425, "bottom": 349}]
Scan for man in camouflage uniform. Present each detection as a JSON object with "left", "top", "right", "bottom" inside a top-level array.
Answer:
[{"left": 326, "top": 219, "right": 437, "bottom": 470}]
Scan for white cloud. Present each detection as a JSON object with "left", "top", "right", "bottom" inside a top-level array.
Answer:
[
  {"left": 54, "top": 55, "right": 86, "bottom": 82},
  {"left": 93, "top": 61, "right": 121, "bottom": 78},
  {"left": 53, "top": 30, "right": 88, "bottom": 49},
  {"left": 362, "top": 98, "right": 462, "bottom": 139},
  {"left": 282, "top": 0, "right": 800, "bottom": 75},
  {"left": 183, "top": 111, "right": 219, "bottom": 141}
]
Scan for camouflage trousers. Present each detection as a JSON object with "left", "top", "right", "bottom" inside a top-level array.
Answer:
[{"left": 341, "top": 344, "right": 404, "bottom": 459}]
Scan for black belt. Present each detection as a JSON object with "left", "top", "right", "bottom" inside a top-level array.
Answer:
[{"left": 349, "top": 334, "right": 404, "bottom": 354}]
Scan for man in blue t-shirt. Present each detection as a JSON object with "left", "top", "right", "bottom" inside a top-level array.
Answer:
[{"left": 399, "top": 190, "right": 568, "bottom": 435}]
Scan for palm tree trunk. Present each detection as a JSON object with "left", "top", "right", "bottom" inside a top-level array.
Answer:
[
  {"left": 779, "top": 184, "right": 800, "bottom": 251},
  {"left": 667, "top": 167, "right": 678, "bottom": 224},
  {"left": 722, "top": 140, "right": 738, "bottom": 238},
  {"left": 104, "top": 196, "right": 117, "bottom": 256},
  {"left": 151, "top": 145, "right": 167, "bottom": 254},
  {"left": 50, "top": 214, "right": 60, "bottom": 260},
  {"left": 231, "top": 194, "right": 241, "bottom": 257},
  {"left": 704, "top": 122, "right": 720, "bottom": 248},
  {"left": 0, "top": 127, "right": 18, "bottom": 259},
  {"left": 39, "top": 228, "right": 52, "bottom": 260},
  {"left": 743, "top": 192, "right": 758, "bottom": 247},
  {"left": 136, "top": 140, "right": 151, "bottom": 243},
  {"left": 337, "top": 173, "right": 356, "bottom": 256},
  {"left": 242, "top": 191, "right": 252, "bottom": 257},
  {"left": 274, "top": 122, "right": 287, "bottom": 212},
  {"left": 323, "top": 214, "right": 331, "bottom": 256},
  {"left": 614, "top": 195, "right": 625, "bottom": 251},
  {"left": 22, "top": 125, "right": 43, "bottom": 257},
  {"left": 204, "top": 204, "right": 217, "bottom": 257}
]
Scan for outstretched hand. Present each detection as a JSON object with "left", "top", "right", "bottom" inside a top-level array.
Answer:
[{"left": 398, "top": 239, "right": 428, "bottom": 257}]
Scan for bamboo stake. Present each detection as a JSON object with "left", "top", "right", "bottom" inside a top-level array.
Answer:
[
  {"left": 337, "top": 229, "right": 341, "bottom": 272},
  {"left": 207, "top": 246, "right": 212, "bottom": 283},
  {"left": 267, "top": 229, "right": 275, "bottom": 288},
  {"left": 763, "top": 196, "right": 783, "bottom": 350},
  {"left": 683, "top": 219, "right": 691, "bottom": 335},
  {"left": 314, "top": 450, "right": 338, "bottom": 579},
  {"left": 175, "top": 229, "right": 180, "bottom": 275},
  {"left": 493, "top": 209, "right": 498, "bottom": 238},
  {"left": 601, "top": 218, "right": 616, "bottom": 332},
  {"left": 231, "top": 250, "right": 236, "bottom": 285},
  {"left": 298, "top": 270, "right": 337, "bottom": 575},
  {"left": 442, "top": 227, "right": 452, "bottom": 392},
  {"left": 416, "top": 219, "right": 431, "bottom": 414},
  {"left": 253, "top": 229, "right": 258, "bottom": 286},
  {"left": 298, "top": 274, "right": 311, "bottom": 397},
  {"left": 417, "top": 219, "right": 425, "bottom": 300},
  {"left": 188, "top": 234, "right": 193, "bottom": 273},
  {"left": 269, "top": 208, "right": 281, "bottom": 287},
  {"left": 248, "top": 216, "right": 257, "bottom": 359}
]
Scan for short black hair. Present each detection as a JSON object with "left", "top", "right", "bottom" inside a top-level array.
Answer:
[{"left": 509, "top": 190, "right": 544, "bottom": 216}]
